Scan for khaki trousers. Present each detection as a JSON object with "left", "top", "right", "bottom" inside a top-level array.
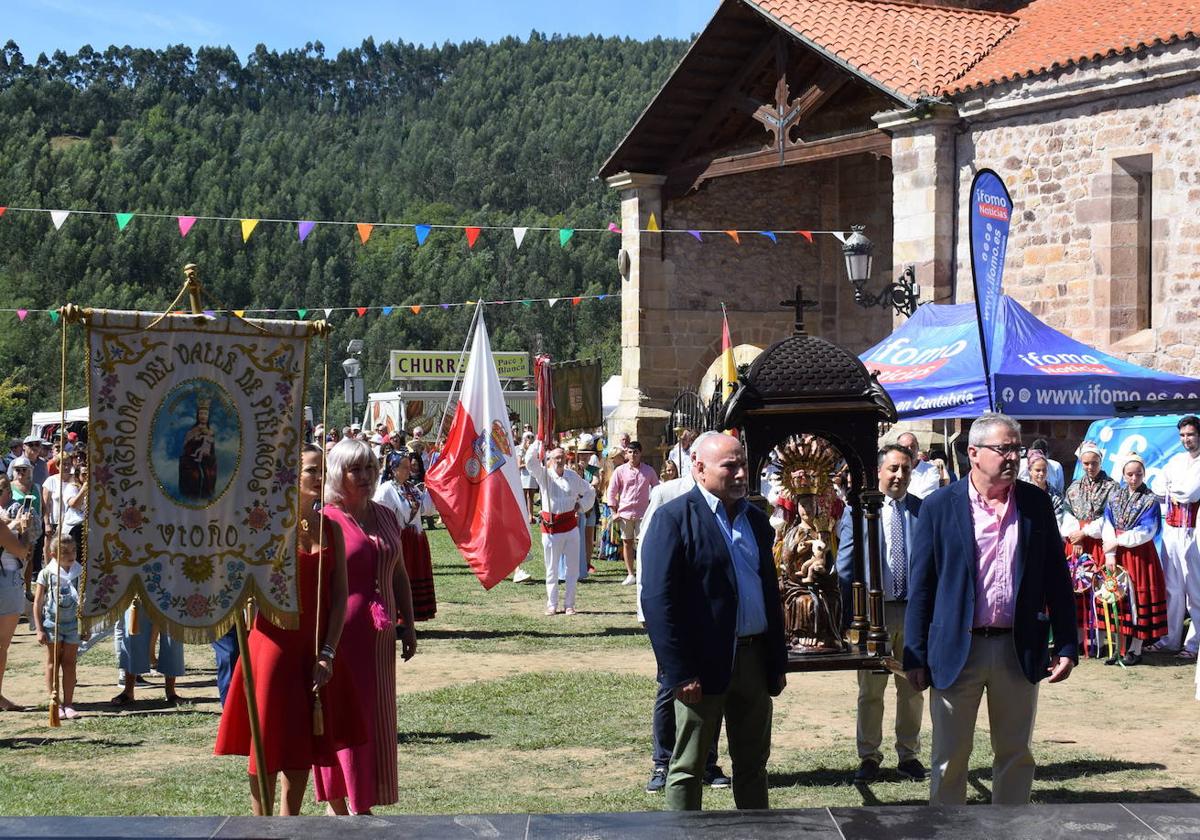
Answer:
[
  {"left": 929, "top": 633, "right": 1039, "bottom": 805},
  {"left": 857, "top": 600, "right": 924, "bottom": 763},
  {"left": 666, "top": 639, "right": 773, "bottom": 811}
]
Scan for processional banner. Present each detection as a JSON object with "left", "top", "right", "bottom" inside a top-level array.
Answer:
[{"left": 81, "top": 310, "right": 311, "bottom": 642}]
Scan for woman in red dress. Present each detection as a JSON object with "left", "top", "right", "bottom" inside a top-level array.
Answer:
[
  {"left": 215, "top": 444, "right": 363, "bottom": 814},
  {"left": 1101, "top": 452, "right": 1168, "bottom": 666},
  {"left": 313, "top": 438, "right": 416, "bottom": 815}
]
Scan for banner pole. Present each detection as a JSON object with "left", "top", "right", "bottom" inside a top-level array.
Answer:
[{"left": 182, "top": 264, "right": 272, "bottom": 815}]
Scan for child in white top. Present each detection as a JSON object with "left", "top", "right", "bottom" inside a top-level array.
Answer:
[{"left": 33, "top": 532, "right": 86, "bottom": 719}]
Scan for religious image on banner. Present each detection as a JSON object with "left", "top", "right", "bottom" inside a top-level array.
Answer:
[
  {"left": 81, "top": 309, "right": 312, "bottom": 642},
  {"left": 551, "top": 358, "right": 602, "bottom": 432}
]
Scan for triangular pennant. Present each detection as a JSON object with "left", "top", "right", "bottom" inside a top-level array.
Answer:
[
  {"left": 440, "top": 303, "right": 451, "bottom": 311},
  {"left": 115, "top": 212, "right": 134, "bottom": 231},
  {"left": 356, "top": 307, "right": 368, "bottom": 317},
  {"left": 296, "top": 309, "right": 308, "bottom": 319},
  {"left": 381, "top": 306, "right": 394, "bottom": 316},
  {"left": 49, "top": 310, "right": 60, "bottom": 323},
  {"left": 464, "top": 226, "right": 482, "bottom": 248},
  {"left": 202, "top": 309, "right": 215, "bottom": 318},
  {"left": 724, "top": 230, "right": 741, "bottom": 244},
  {"left": 178, "top": 216, "right": 197, "bottom": 237},
  {"left": 414, "top": 224, "right": 432, "bottom": 245},
  {"left": 50, "top": 210, "right": 69, "bottom": 230},
  {"left": 607, "top": 222, "right": 622, "bottom": 234},
  {"left": 241, "top": 218, "right": 259, "bottom": 242},
  {"left": 16, "top": 309, "right": 27, "bottom": 322},
  {"left": 598, "top": 294, "right": 607, "bottom": 301},
  {"left": 298, "top": 221, "right": 316, "bottom": 242},
  {"left": 233, "top": 310, "right": 245, "bottom": 318},
  {"left": 324, "top": 308, "right": 333, "bottom": 318},
  {"left": 646, "top": 213, "right": 660, "bottom": 232},
  {"left": 688, "top": 230, "right": 703, "bottom": 241},
  {"left": 0, "top": 207, "right": 7, "bottom": 218},
  {"left": 409, "top": 305, "right": 422, "bottom": 315},
  {"left": 758, "top": 231, "right": 777, "bottom": 243},
  {"left": 512, "top": 227, "right": 528, "bottom": 248},
  {"left": 571, "top": 296, "right": 582, "bottom": 306},
  {"left": 547, "top": 298, "right": 559, "bottom": 308},
  {"left": 558, "top": 229, "right": 574, "bottom": 247},
  {"left": 832, "top": 231, "right": 848, "bottom": 244},
  {"left": 356, "top": 223, "right": 373, "bottom": 244},
  {"left": 520, "top": 300, "right": 532, "bottom": 307},
  {"left": 797, "top": 230, "right": 813, "bottom": 244}
]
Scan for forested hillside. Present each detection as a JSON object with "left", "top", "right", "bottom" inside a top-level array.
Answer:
[{"left": 0, "top": 34, "right": 685, "bottom": 432}]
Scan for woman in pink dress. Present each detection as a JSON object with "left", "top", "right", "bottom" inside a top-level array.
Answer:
[{"left": 313, "top": 438, "right": 417, "bottom": 815}]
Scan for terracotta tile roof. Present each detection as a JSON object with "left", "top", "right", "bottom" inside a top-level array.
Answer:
[
  {"left": 746, "top": 0, "right": 1018, "bottom": 102},
  {"left": 949, "top": 0, "right": 1200, "bottom": 93}
]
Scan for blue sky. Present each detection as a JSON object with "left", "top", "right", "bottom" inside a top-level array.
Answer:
[{"left": 5, "top": 0, "right": 714, "bottom": 59}]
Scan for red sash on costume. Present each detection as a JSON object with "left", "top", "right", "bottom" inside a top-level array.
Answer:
[
  {"left": 1166, "top": 500, "right": 1199, "bottom": 529},
  {"left": 540, "top": 510, "right": 578, "bottom": 534}
]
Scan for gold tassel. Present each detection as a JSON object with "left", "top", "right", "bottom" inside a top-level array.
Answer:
[
  {"left": 49, "top": 698, "right": 60, "bottom": 728},
  {"left": 311, "top": 694, "right": 324, "bottom": 737},
  {"left": 129, "top": 600, "right": 140, "bottom": 635}
]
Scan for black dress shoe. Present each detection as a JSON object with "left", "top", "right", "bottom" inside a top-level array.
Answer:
[
  {"left": 853, "top": 758, "right": 880, "bottom": 784},
  {"left": 1104, "top": 655, "right": 1120, "bottom": 665},
  {"left": 897, "top": 758, "right": 928, "bottom": 782},
  {"left": 1121, "top": 652, "right": 1142, "bottom": 666}
]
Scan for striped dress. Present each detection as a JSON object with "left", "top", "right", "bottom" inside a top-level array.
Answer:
[{"left": 313, "top": 502, "right": 403, "bottom": 812}]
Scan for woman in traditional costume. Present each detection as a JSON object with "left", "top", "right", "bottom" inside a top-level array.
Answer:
[
  {"left": 1100, "top": 452, "right": 1167, "bottom": 666},
  {"left": 313, "top": 438, "right": 416, "bottom": 815},
  {"left": 214, "top": 444, "right": 363, "bottom": 814},
  {"left": 1026, "top": 449, "right": 1065, "bottom": 524},
  {"left": 1061, "top": 441, "right": 1116, "bottom": 653},
  {"left": 373, "top": 452, "right": 436, "bottom": 623}
]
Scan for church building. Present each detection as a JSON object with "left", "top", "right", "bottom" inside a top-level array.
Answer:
[{"left": 601, "top": 0, "right": 1200, "bottom": 452}]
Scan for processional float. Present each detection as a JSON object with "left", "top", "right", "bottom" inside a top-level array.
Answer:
[{"left": 723, "top": 286, "right": 899, "bottom": 672}]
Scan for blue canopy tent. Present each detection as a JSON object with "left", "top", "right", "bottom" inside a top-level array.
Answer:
[{"left": 860, "top": 296, "right": 1200, "bottom": 420}]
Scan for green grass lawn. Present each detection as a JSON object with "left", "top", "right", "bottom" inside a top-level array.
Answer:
[{"left": 0, "top": 522, "right": 1196, "bottom": 815}]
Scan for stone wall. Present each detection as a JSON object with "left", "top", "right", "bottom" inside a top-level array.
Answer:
[
  {"left": 657, "top": 154, "right": 895, "bottom": 395},
  {"left": 952, "top": 43, "right": 1200, "bottom": 376}
]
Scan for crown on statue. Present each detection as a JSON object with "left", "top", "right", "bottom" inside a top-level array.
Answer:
[
  {"left": 196, "top": 396, "right": 212, "bottom": 412},
  {"left": 777, "top": 435, "right": 841, "bottom": 499}
]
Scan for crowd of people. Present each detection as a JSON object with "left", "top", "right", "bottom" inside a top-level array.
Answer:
[{"left": 1, "top": 410, "right": 1199, "bottom": 816}]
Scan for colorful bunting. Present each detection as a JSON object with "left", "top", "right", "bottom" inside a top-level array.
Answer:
[
  {"left": 50, "top": 210, "right": 70, "bottom": 230},
  {"left": 688, "top": 230, "right": 703, "bottom": 241},
  {"left": 410, "top": 305, "right": 421, "bottom": 315},
  {"left": 233, "top": 310, "right": 245, "bottom": 318},
  {"left": 513, "top": 227, "right": 528, "bottom": 248},
  {"left": 831, "top": 231, "right": 848, "bottom": 244},
  {"left": 241, "top": 219, "right": 259, "bottom": 242},
  {"left": 296, "top": 309, "right": 308, "bottom": 319},
  {"left": 724, "top": 230, "right": 741, "bottom": 244},
  {"left": 758, "top": 231, "right": 777, "bottom": 243},
  {"left": 0, "top": 207, "right": 6, "bottom": 218},
  {"left": 440, "top": 303, "right": 451, "bottom": 310},
  {"left": 178, "top": 216, "right": 197, "bottom": 237},
  {"left": 414, "top": 224, "right": 432, "bottom": 245},
  {"left": 571, "top": 296, "right": 582, "bottom": 306},
  {"left": 608, "top": 222, "right": 622, "bottom": 234},
  {"left": 548, "top": 298, "right": 559, "bottom": 308},
  {"left": 797, "top": 230, "right": 813, "bottom": 243},
  {"left": 202, "top": 309, "right": 215, "bottom": 318},
  {"left": 357, "top": 223, "right": 373, "bottom": 244},
  {"left": 381, "top": 306, "right": 393, "bottom": 316},
  {"left": 465, "top": 226, "right": 482, "bottom": 248},
  {"left": 16, "top": 309, "right": 27, "bottom": 321},
  {"left": 646, "top": 213, "right": 660, "bottom": 233},
  {"left": 115, "top": 212, "right": 134, "bottom": 231},
  {"left": 356, "top": 307, "right": 368, "bottom": 317},
  {"left": 558, "top": 229, "right": 574, "bottom": 247},
  {"left": 298, "top": 221, "right": 316, "bottom": 242},
  {"left": 520, "top": 300, "right": 532, "bottom": 307},
  {"left": 49, "top": 310, "right": 60, "bottom": 323},
  {"left": 324, "top": 308, "right": 334, "bottom": 318}
]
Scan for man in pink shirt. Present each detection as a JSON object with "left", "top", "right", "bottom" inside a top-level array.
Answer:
[
  {"left": 903, "top": 412, "right": 1077, "bottom": 805},
  {"left": 607, "top": 441, "right": 659, "bottom": 585}
]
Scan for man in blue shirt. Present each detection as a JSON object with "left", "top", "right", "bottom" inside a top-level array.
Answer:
[{"left": 641, "top": 432, "right": 788, "bottom": 810}]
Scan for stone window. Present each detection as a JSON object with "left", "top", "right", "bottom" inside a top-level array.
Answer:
[{"left": 1107, "top": 154, "right": 1154, "bottom": 341}]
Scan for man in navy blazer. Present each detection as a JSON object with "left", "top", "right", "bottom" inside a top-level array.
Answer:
[
  {"left": 835, "top": 443, "right": 925, "bottom": 785},
  {"left": 903, "top": 412, "right": 1077, "bottom": 805},
  {"left": 641, "top": 432, "right": 788, "bottom": 811}
]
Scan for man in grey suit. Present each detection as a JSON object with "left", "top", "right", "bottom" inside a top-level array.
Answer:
[{"left": 836, "top": 443, "right": 925, "bottom": 784}]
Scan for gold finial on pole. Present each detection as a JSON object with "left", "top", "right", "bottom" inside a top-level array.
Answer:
[{"left": 183, "top": 264, "right": 203, "bottom": 314}]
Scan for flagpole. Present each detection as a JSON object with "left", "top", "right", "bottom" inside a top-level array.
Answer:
[{"left": 435, "top": 300, "right": 483, "bottom": 448}]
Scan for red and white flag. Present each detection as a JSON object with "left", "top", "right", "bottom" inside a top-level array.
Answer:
[{"left": 426, "top": 310, "right": 531, "bottom": 588}]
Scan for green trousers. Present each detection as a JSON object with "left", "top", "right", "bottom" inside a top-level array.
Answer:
[{"left": 666, "top": 640, "right": 773, "bottom": 810}]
